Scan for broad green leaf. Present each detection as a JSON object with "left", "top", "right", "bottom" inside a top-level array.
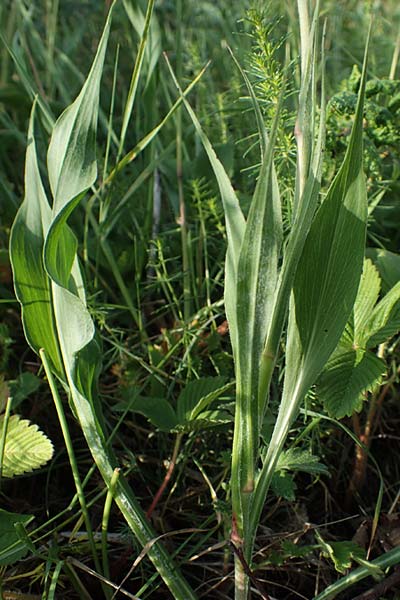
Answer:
[
  {"left": 0, "top": 509, "right": 34, "bottom": 566},
  {"left": 9, "top": 102, "right": 64, "bottom": 379},
  {"left": 317, "top": 350, "right": 385, "bottom": 418},
  {"left": 0, "top": 414, "right": 53, "bottom": 477},
  {"left": 176, "top": 376, "right": 228, "bottom": 423},
  {"left": 364, "top": 280, "right": 400, "bottom": 347},
  {"left": 44, "top": 3, "right": 113, "bottom": 287},
  {"left": 129, "top": 396, "right": 178, "bottom": 432},
  {"left": 276, "top": 447, "right": 328, "bottom": 475},
  {"left": 367, "top": 248, "right": 400, "bottom": 293}
]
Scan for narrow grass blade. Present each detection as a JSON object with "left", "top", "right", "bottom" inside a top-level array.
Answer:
[
  {"left": 119, "top": 0, "right": 156, "bottom": 156},
  {"left": 165, "top": 57, "right": 245, "bottom": 363}
]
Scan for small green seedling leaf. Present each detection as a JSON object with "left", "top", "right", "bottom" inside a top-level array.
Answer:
[
  {"left": 316, "top": 531, "right": 366, "bottom": 574},
  {"left": 276, "top": 447, "right": 329, "bottom": 475},
  {"left": 0, "top": 509, "right": 34, "bottom": 565},
  {"left": 0, "top": 414, "right": 53, "bottom": 477},
  {"left": 176, "top": 376, "right": 229, "bottom": 423}
]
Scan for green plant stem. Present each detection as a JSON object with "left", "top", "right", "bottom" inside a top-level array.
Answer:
[
  {"left": 0, "top": 396, "right": 12, "bottom": 489},
  {"left": 176, "top": 0, "right": 191, "bottom": 323},
  {"left": 39, "top": 348, "right": 102, "bottom": 577},
  {"left": 101, "top": 467, "right": 120, "bottom": 598}
]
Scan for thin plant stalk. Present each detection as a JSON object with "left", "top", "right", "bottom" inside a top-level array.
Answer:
[
  {"left": 39, "top": 348, "right": 102, "bottom": 577},
  {"left": 176, "top": 0, "right": 191, "bottom": 323},
  {"left": 101, "top": 467, "right": 120, "bottom": 599}
]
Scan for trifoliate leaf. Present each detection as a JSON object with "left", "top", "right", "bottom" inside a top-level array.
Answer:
[
  {"left": 364, "top": 280, "right": 400, "bottom": 347},
  {"left": 0, "top": 415, "right": 53, "bottom": 477}
]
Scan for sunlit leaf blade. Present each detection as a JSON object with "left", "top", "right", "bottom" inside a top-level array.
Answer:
[
  {"left": 0, "top": 414, "right": 54, "bottom": 478},
  {"left": 317, "top": 350, "right": 385, "bottom": 418},
  {"left": 353, "top": 259, "right": 381, "bottom": 345},
  {"left": 233, "top": 86, "right": 282, "bottom": 498},
  {"left": 364, "top": 280, "right": 400, "bottom": 347},
  {"left": 9, "top": 103, "right": 63, "bottom": 379},
  {"left": 44, "top": 2, "right": 114, "bottom": 287}
]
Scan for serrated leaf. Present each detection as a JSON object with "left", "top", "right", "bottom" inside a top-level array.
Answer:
[
  {"left": 367, "top": 248, "right": 400, "bottom": 293},
  {"left": 0, "top": 509, "right": 34, "bottom": 565},
  {"left": 317, "top": 350, "right": 385, "bottom": 418},
  {"left": 276, "top": 447, "right": 329, "bottom": 475},
  {"left": 353, "top": 259, "right": 381, "bottom": 347},
  {"left": 364, "top": 280, "right": 400, "bottom": 347},
  {"left": 129, "top": 396, "right": 178, "bottom": 432},
  {"left": 271, "top": 471, "right": 296, "bottom": 501},
  {"left": 176, "top": 377, "right": 227, "bottom": 423},
  {"left": 0, "top": 414, "right": 53, "bottom": 477}
]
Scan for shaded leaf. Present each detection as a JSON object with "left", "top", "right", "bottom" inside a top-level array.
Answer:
[
  {"left": 176, "top": 376, "right": 228, "bottom": 423},
  {"left": 271, "top": 471, "right": 296, "bottom": 501},
  {"left": 0, "top": 509, "right": 34, "bottom": 566},
  {"left": 129, "top": 396, "right": 178, "bottom": 432},
  {"left": 367, "top": 248, "right": 400, "bottom": 293}
]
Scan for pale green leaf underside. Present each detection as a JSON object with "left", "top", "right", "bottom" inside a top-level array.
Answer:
[{"left": 0, "top": 414, "right": 54, "bottom": 478}]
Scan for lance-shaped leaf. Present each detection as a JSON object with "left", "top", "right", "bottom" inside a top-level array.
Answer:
[
  {"left": 43, "top": 2, "right": 113, "bottom": 288},
  {"left": 10, "top": 7, "right": 197, "bottom": 597},
  {"left": 9, "top": 102, "right": 63, "bottom": 379},
  {"left": 251, "top": 35, "right": 369, "bottom": 538}
]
